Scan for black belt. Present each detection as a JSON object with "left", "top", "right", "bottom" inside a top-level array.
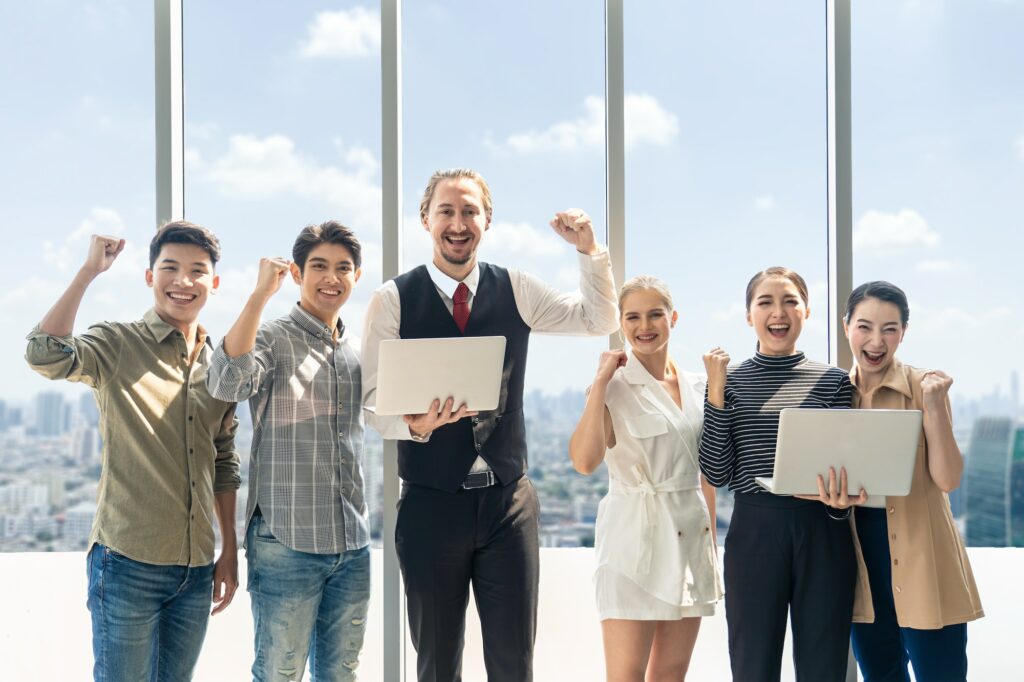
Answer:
[{"left": 461, "top": 470, "right": 498, "bottom": 490}]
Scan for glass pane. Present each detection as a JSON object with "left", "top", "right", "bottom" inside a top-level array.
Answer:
[
  {"left": 402, "top": 0, "right": 609, "bottom": 549},
  {"left": 852, "top": 0, "right": 1024, "bottom": 548},
  {"left": 184, "top": 2, "right": 383, "bottom": 678},
  {"left": 625, "top": 1, "right": 829, "bottom": 537},
  {"left": 0, "top": 2, "right": 154, "bottom": 553}
]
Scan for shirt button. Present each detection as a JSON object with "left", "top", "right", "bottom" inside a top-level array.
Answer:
[
  {"left": 677, "top": 531, "right": 682, "bottom": 537},
  {"left": 338, "top": 431, "right": 345, "bottom": 437},
  {"left": 341, "top": 459, "right": 347, "bottom": 465},
  {"left": 888, "top": 506, "right": 895, "bottom": 514},
  {"left": 894, "top": 585, "right": 902, "bottom": 594},
  {"left": 189, "top": 448, "right": 194, "bottom": 454},
  {"left": 188, "top": 416, "right": 193, "bottom": 421},
  {"left": 191, "top": 481, "right": 195, "bottom": 488},
  {"left": 190, "top": 514, "right": 194, "bottom": 520},
  {"left": 475, "top": 443, "right": 482, "bottom": 452},
  {"left": 893, "top": 558, "right": 899, "bottom": 566},
  {"left": 891, "top": 533, "right": 897, "bottom": 541}
]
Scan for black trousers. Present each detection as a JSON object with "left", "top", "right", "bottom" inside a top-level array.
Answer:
[
  {"left": 724, "top": 493, "right": 857, "bottom": 682},
  {"left": 396, "top": 476, "right": 540, "bottom": 682}
]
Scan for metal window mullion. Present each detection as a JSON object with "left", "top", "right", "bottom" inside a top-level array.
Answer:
[
  {"left": 827, "top": 0, "right": 853, "bottom": 372},
  {"left": 155, "top": 0, "right": 184, "bottom": 227},
  {"left": 606, "top": 0, "right": 625, "bottom": 351},
  {"left": 381, "top": 1, "right": 405, "bottom": 680}
]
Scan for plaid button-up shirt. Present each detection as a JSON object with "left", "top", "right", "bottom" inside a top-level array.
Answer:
[{"left": 207, "top": 304, "right": 368, "bottom": 554}]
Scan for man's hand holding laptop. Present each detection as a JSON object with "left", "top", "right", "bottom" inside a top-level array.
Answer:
[{"left": 404, "top": 397, "right": 477, "bottom": 441}]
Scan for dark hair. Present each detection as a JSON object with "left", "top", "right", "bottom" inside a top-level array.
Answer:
[
  {"left": 744, "top": 266, "right": 809, "bottom": 309},
  {"left": 844, "top": 281, "right": 910, "bottom": 327},
  {"left": 292, "top": 220, "right": 362, "bottom": 271},
  {"left": 149, "top": 220, "right": 221, "bottom": 269}
]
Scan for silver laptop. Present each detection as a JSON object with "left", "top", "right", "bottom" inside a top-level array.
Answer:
[
  {"left": 754, "top": 408, "right": 921, "bottom": 500},
  {"left": 373, "top": 336, "right": 507, "bottom": 416}
]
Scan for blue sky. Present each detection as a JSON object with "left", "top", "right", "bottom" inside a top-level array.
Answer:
[{"left": 1, "top": 0, "right": 1022, "bottom": 405}]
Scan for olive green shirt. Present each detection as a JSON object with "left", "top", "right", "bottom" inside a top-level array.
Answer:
[{"left": 25, "top": 308, "right": 240, "bottom": 567}]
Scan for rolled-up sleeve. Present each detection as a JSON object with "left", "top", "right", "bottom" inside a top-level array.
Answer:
[
  {"left": 25, "top": 323, "right": 121, "bottom": 388},
  {"left": 213, "top": 405, "right": 241, "bottom": 493},
  {"left": 207, "top": 330, "right": 275, "bottom": 403},
  {"left": 511, "top": 246, "right": 619, "bottom": 336}
]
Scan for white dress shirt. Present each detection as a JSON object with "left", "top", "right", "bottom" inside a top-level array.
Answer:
[{"left": 361, "top": 247, "right": 618, "bottom": 471}]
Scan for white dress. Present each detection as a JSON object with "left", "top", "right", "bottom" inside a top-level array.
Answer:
[{"left": 593, "top": 353, "right": 724, "bottom": 620}]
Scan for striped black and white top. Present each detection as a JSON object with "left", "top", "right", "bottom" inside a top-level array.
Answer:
[{"left": 698, "top": 350, "right": 853, "bottom": 494}]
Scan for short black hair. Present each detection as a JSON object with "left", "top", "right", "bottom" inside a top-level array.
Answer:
[
  {"left": 292, "top": 220, "right": 362, "bottom": 271},
  {"left": 844, "top": 281, "right": 910, "bottom": 327},
  {"left": 149, "top": 220, "right": 222, "bottom": 269}
]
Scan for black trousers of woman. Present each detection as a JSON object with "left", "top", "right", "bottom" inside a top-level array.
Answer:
[{"left": 724, "top": 492, "right": 858, "bottom": 682}]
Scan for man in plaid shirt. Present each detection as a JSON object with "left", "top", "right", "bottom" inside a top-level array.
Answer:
[{"left": 207, "top": 221, "right": 368, "bottom": 681}]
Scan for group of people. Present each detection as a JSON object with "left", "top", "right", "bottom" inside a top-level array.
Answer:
[
  {"left": 25, "top": 167, "right": 982, "bottom": 682},
  {"left": 574, "top": 269, "right": 984, "bottom": 682}
]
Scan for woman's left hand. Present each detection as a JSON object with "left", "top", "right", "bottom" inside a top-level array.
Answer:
[{"left": 795, "top": 466, "right": 868, "bottom": 509}]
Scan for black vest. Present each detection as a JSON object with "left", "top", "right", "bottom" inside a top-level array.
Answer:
[{"left": 394, "top": 263, "right": 531, "bottom": 492}]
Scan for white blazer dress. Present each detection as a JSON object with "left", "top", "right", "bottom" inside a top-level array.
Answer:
[{"left": 593, "top": 353, "right": 724, "bottom": 620}]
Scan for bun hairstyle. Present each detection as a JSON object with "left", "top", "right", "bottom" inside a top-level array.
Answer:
[
  {"left": 844, "top": 281, "right": 910, "bottom": 327},
  {"left": 618, "top": 275, "right": 674, "bottom": 314},
  {"left": 744, "top": 266, "right": 809, "bottom": 309}
]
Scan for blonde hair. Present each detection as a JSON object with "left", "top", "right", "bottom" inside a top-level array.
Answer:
[
  {"left": 618, "top": 275, "right": 674, "bottom": 314},
  {"left": 419, "top": 168, "right": 494, "bottom": 222}
]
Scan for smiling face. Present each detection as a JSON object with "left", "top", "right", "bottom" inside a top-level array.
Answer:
[
  {"left": 422, "top": 177, "right": 490, "bottom": 274},
  {"left": 145, "top": 242, "right": 219, "bottom": 328},
  {"left": 621, "top": 288, "right": 677, "bottom": 357},
  {"left": 844, "top": 296, "right": 906, "bottom": 380},
  {"left": 290, "top": 242, "right": 361, "bottom": 328},
  {"left": 746, "top": 276, "right": 810, "bottom": 356}
]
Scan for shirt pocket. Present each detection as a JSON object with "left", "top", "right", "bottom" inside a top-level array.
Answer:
[{"left": 624, "top": 412, "right": 670, "bottom": 439}]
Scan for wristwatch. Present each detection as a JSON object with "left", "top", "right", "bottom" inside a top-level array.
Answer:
[{"left": 409, "top": 430, "right": 431, "bottom": 443}]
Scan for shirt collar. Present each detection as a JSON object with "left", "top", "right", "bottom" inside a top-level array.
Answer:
[
  {"left": 751, "top": 349, "right": 806, "bottom": 369},
  {"left": 621, "top": 351, "right": 655, "bottom": 386},
  {"left": 143, "top": 308, "right": 208, "bottom": 346},
  {"left": 850, "top": 356, "right": 913, "bottom": 399},
  {"left": 290, "top": 303, "right": 345, "bottom": 341},
  {"left": 426, "top": 260, "right": 480, "bottom": 300}
]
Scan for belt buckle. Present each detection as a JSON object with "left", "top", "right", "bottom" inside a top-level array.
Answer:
[{"left": 462, "top": 470, "right": 495, "bottom": 490}]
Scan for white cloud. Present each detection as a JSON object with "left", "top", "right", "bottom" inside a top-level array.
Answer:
[
  {"left": 754, "top": 194, "right": 777, "bottom": 212},
  {"left": 299, "top": 8, "right": 380, "bottom": 59},
  {"left": 713, "top": 302, "right": 746, "bottom": 323},
  {"left": 41, "top": 208, "right": 147, "bottom": 277},
  {"left": 200, "top": 134, "right": 381, "bottom": 229},
  {"left": 478, "top": 221, "right": 564, "bottom": 259},
  {"left": 853, "top": 209, "right": 940, "bottom": 253},
  {"left": 488, "top": 93, "right": 678, "bottom": 155}
]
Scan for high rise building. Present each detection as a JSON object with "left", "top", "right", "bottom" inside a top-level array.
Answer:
[
  {"left": 34, "top": 392, "right": 65, "bottom": 437},
  {"left": 965, "top": 417, "right": 1014, "bottom": 547},
  {"left": 79, "top": 392, "right": 99, "bottom": 428},
  {"left": 1009, "top": 425, "right": 1024, "bottom": 547}
]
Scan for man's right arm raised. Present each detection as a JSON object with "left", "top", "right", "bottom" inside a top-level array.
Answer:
[
  {"left": 26, "top": 234, "right": 126, "bottom": 386},
  {"left": 207, "top": 257, "right": 288, "bottom": 402}
]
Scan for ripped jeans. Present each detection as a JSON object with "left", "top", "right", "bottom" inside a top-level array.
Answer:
[{"left": 246, "top": 514, "right": 370, "bottom": 681}]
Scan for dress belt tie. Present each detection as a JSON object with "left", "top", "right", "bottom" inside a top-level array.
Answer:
[{"left": 609, "top": 464, "right": 700, "bottom": 575}]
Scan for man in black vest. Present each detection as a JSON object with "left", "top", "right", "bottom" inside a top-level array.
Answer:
[{"left": 362, "top": 168, "right": 617, "bottom": 681}]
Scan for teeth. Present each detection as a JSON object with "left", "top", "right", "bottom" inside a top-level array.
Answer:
[
  {"left": 168, "top": 293, "right": 194, "bottom": 301},
  {"left": 320, "top": 289, "right": 340, "bottom": 295}
]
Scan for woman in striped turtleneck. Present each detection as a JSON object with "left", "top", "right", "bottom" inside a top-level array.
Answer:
[{"left": 698, "top": 266, "right": 861, "bottom": 682}]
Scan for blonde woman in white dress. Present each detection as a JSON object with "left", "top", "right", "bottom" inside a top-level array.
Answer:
[{"left": 570, "top": 276, "right": 723, "bottom": 682}]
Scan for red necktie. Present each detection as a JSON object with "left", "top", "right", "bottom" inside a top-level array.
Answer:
[{"left": 453, "top": 282, "right": 470, "bottom": 333}]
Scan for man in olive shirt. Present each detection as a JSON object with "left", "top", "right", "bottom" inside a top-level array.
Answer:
[{"left": 25, "top": 222, "right": 240, "bottom": 682}]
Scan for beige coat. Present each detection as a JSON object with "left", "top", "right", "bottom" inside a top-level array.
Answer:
[{"left": 850, "top": 358, "right": 984, "bottom": 629}]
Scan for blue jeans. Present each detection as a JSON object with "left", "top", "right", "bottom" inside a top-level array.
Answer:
[
  {"left": 851, "top": 507, "right": 968, "bottom": 682},
  {"left": 246, "top": 514, "right": 371, "bottom": 681},
  {"left": 86, "top": 543, "right": 214, "bottom": 682}
]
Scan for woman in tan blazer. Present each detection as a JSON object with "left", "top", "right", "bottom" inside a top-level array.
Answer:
[{"left": 843, "top": 281, "right": 983, "bottom": 682}]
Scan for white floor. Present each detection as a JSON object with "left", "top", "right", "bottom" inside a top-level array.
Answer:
[{"left": 0, "top": 548, "right": 1017, "bottom": 680}]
